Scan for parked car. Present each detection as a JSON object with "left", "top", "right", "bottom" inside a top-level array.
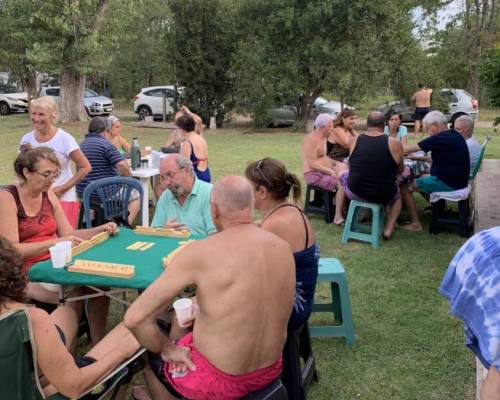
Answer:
[
  {"left": 0, "top": 85, "right": 28, "bottom": 115},
  {"left": 133, "top": 86, "right": 184, "bottom": 120},
  {"left": 377, "top": 89, "right": 479, "bottom": 125},
  {"left": 39, "top": 86, "right": 113, "bottom": 117}
]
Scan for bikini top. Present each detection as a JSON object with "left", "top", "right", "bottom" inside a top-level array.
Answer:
[{"left": 186, "top": 140, "right": 208, "bottom": 166}]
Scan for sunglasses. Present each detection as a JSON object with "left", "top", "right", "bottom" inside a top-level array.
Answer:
[{"left": 255, "top": 159, "right": 270, "bottom": 184}]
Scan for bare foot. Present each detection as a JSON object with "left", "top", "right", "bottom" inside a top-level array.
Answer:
[
  {"left": 401, "top": 223, "right": 423, "bottom": 232},
  {"left": 132, "top": 385, "right": 152, "bottom": 400},
  {"left": 333, "top": 218, "right": 345, "bottom": 226}
]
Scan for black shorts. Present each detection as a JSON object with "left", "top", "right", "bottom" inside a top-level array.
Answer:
[{"left": 415, "top": 107, "right": 430, "bottom": 121}]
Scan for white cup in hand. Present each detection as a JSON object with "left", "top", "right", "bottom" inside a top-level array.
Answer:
[{"left": 173, "top": 298, "right": 194, "bottom": 327}]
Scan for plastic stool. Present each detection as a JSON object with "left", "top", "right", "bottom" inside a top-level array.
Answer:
[
  {"left": 303, "top": 184, "right": 334, "bottom": 224},
  {"left": 429, "top": 198, "right": 471, "bottom": 237},
  {"left": 310, "top": 258, "right": 355, "bottom": 345},
  {"left": 341, "top": 200, "right": 383, "bottom": 248},
  {"left": 282, "top": 322, "right": 318, "bottom": 400}
]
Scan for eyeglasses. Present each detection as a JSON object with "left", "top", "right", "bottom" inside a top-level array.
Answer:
[
  {"left": 159, "top": 168, "right": 183, "bottom": 181},
  {"left": 255, "top": 159, "right": 270, "bottom": 184},
  {"left": 34, "top": 169, "right": 61, "bottom": 180}
]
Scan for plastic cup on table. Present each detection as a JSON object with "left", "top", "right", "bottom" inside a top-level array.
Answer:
[
  {"left": 173, "top": 298, "right": 193, "bottom": 326},
  {"left": 49, "top": 246, "right": 66, "bottom": 269},
  {"left": 55, "top": 240, "right": 72, "bottom": 264}
]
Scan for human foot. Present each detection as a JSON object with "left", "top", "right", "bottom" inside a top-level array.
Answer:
[
  {"left": 333, "top": 218, "right": 345, "bottom": 226},
  {"left": 401, "top": 223, "right": 423, "bottom": 232}
]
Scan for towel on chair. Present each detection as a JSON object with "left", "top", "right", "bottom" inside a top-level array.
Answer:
[{"left": 430, "top": 185, "right": 471, "bottom": 203}]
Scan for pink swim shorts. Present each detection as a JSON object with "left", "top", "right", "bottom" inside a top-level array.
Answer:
[
  {"left": 163, "top": 332, "right": 282, "bottom": 400},
  {"left": 304, "top": 171, "right": 338, "bottom": 191}
]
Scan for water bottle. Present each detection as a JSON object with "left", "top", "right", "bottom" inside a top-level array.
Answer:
[{"left": 131, "top": 137, "right": 141, "bottom": 170}]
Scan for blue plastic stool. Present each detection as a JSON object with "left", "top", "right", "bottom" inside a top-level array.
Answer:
[
  {"left": 341, "top": 200, "right": 383, "bottom": 248},
  {"left": 310, "top": 258, "right": 355, "bottom": 345}
]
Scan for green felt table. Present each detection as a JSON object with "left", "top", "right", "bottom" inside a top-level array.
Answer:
[{"left": 29, "top": 228, "right": 201, "bottom": 290}]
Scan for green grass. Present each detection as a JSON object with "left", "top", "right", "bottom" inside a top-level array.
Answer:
[{"left": 1, "top": 106, "right": 497, "bottom": 399}]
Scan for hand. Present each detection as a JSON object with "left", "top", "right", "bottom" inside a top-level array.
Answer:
[
  {"left": 165, "top": 218, "right": 187, "bottom": 231},
  {"left": 101, "top": 222, "right": 119, "bottom": 236},
  {"left": 53, "top": 186, "right": 67, "bottom": 197},
  {"left": 59, "top": 235, "right": 85, "bottom": 246},
  {"left": 177, "top": 302, "right": 199, "bottom": 329},
  {"left": 161, "top": 344, "right": 196, "bottom": 374}
]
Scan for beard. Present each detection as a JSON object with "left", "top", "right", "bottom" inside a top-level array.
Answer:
[{"left": 169, "top": 183, "right": 185, "bottom": 197}]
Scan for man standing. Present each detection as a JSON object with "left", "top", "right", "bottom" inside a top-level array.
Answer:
[
  {"left": 454, "top": 115, "right": 482, "bottom": 173},
  {"left": 125, "top": 176, "right": 295, "bottom": 400},
  {"left": 76, "top": 117, "right": 140, "bottom": 225},
  {"left": 411, "top": 83, "right": 433, "bottom": 136},
  {"left": 302, "top": 113, "right": 348, "bottom": 225},
  {"left": 402, "top": 110, "right": 470, "bottom": 231},
  {"left": 151, "top": 154, "right": 215, "bottom": 236},
  {"left": 339, "top": 111, "right": 404, "bottom": 239}
]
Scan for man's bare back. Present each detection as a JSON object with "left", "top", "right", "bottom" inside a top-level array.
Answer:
[
  {"left": 411, "top": 88, "right": 433, "bottom": 108},
  {"left": 188, "top": 224, "right": 295, "bottom": 374}
]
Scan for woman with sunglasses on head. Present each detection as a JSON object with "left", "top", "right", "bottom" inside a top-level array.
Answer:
[
  {"left": 327, "top": 108, "right": 358, "bottom": 162},
  {"left": 20, "top": 96, "right": 91, "bottom": 227},
  {"left": 245, "top": 158, "right": 319, "bottom": 330},
  {"left": 0, "top": 145, "right": 117, "bottom": 306},
  {"left": 108, "top": 115, "right": 131, "bottom": 156}
]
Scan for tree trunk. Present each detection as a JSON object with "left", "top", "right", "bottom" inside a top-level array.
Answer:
[
  {"left": 59, "top": 68, "right": 88, "bottom": 122},
  {"left": 20, "top": 70, "right": 37, "bottom": 101}
]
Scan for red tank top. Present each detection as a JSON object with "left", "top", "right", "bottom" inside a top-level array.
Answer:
[{"left": 2, "top": 185, "right": 58, "bottom": 271}]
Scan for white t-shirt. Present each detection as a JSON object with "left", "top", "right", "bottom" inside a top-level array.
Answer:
[
  {"left": 20, "top": 129, "right": 80, "bottom": 201},
  {"left": 466, "top": 136, "right": 482, "bottom": 172}
]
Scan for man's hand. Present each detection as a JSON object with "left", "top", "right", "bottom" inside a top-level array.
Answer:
[
  {"left": 162, "top": 344, "right": 196, "bottom": 374},
  {"left": 164, "top": 217, "right": 187, "bottom": 230}
]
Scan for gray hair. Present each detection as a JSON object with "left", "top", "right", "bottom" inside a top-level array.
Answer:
[
  {"left": 455, "top": 115, "right": 474, "bottom": 135},
  {"left": 172, "top": 154, "right": 195, "bottom": 177},
  {"left": 211, "top": 176, "right": 254, "bottom": 217},
  {"left": 422, "top": 110, "right": 448, "bottom": 127},
  {"left": 88, "top": 116, "right": 110, "bottom": 134},
  {"left": 314, "top": 113, "right": 334, "bottom": 129}
]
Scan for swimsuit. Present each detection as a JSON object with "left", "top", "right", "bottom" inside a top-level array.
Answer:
[
  {"left": 186, "top": 140, "right": 211, "bottom": 183},
  {"left": 327, "top": 141, "right": 350, "bottom": 162},
  {"left": 149, "top": 332, "right": 282, "bottom": 400},
  {"left": 415, "top": 107, "right": 430, "bottom": 121},
  {"left": 303, "top": 171, "right": 338, "bottom": 192},
  {"left": 264, "top": 203, "right": 319, "bottom": 330}
]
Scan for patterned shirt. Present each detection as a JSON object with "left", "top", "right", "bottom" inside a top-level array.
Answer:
[{"left": 439, "top": 227, "right": 500, "bottom": 369}]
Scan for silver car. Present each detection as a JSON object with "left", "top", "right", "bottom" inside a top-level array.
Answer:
[
  {"left": 39, "top": 86, "right": 113, "bottom": 117},
  {"left": 378, "top": 88, "right": 479, "bottom": 125}
]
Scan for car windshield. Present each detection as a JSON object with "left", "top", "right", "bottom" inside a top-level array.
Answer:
[
  {"left": 0, "top": 85, "right": 20, "bottom": 94},
  {"left": 315, "top": 97, "right": 328, "bottom": 106},
  {"left": 84, "top": 89, "right": 99, "bottom": 98}
]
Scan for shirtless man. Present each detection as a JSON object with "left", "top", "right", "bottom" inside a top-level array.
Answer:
[
  {"left": 302, "top": 113, "right": 348, "bottom": 224},
  {"left": 124, "top": 176, "right": 295, "bottom": 400},
  {"left": 411, "top": 83, "right": 433, "bottom": 137}
]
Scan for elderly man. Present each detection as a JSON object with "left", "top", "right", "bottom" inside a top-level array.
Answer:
[
  {"left": 410, "top": 83, "right": 433, "bottom": 136},
  {"left": 402, "top": 110, "right": 470, "bottom": 230},
  {"left": 440, "top": 227, "right": 500, "bottom": 400},
  {"left": 302, "top": 113, "right": 347, "bottom": 225},
  {"left": 125, "top": 176, "right": 295, "bottom": 400},
  {"left": 338, "top": 111, "right": 404, "bottom": 239},
  {"left": 455, "top": 115, "right": 482, "bottom": 172},
  {"left": 151, "top": 154, "right": 215, "bottom": 236},
  {"left": 76, "top": 116, "right": 140, "bottom": 225}
]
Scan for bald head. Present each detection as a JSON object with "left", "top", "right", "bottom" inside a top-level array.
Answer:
[
  {"left": 367, "top": 111, "right": 386, "bottom": 129},
  {"left": 212, "top": 176, "right": 254, "bottom": 218},
  {"left": 454, "top": 115, "right": 474, "bottom": 139}
]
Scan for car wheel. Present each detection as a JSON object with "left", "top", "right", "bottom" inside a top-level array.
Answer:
[
  {"left": 450, "top": 112, "right": 467, "bottom": 129},
  {"left": 0, "top": 101, "right": 10, "bottom": 115},
  {"left": 137, "top": 105, "right": 152, "bottom": 120}
]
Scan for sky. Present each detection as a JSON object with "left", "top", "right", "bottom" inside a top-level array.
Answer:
[{"left": 413, "top": 0, "right": 463, "bottom": 33}]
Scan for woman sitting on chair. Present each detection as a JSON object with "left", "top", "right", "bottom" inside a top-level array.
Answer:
[
  {"left": 245, "top": 158, "right": 319, "bottom": 330},
  {"left": 0, "top": 237, "right": 140, "bottom": 399},
  {"left": 0, "top": 145, "right": 117, "bottom": 342}
]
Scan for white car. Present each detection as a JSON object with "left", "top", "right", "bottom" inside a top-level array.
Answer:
[
  {"left": 0, "top": 84, "right": 28, "bottom": 115},
  {"left": 133, "top": 86, "right": 183, "bottom": 120},
  {"left": 39, "top": 86, "right": 113, "bottom": 117}
]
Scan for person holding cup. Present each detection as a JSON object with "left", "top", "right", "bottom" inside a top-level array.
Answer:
[{"left": 0, "top": 145, "right": 117, "bottom": 342}]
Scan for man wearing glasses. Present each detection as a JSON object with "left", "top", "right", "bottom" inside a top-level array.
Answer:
[{"left": 151, "top": 154, "right": 215, "bottom": 237}]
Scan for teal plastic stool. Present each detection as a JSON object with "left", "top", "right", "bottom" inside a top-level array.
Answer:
[
  {"left": 310, "top": 258, "right": 355, "bottom": 345},
  {"left": 341, "top": 200, "right": 384, "bottom": 248}
]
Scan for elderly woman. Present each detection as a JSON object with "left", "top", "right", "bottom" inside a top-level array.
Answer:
[
  {"left": 20, "top": 96, "right": 91, "bottom": 227},
  {"left": 327, "top": 108, "right": 358, "bottom": 162},
  {"left": 0, "top": 237, "right": 140, "bottom": 399},
  {"left": 0, "top": 145, "right": 117, "bottom": 341},
  {"left": 245, "top": 158, "right": 318, "bottom": 330},
  {"left": 108, "top": 116, "right": 131, "bottom": 156}
]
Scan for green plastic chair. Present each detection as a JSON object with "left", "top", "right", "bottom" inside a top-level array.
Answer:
[
  {"left": 309, "top": 258, "right": 355, "bottom": 345},
  {"left": 0, "top": 308, "right": 136, "bottom": 400},
  {"left": 341, "top": 200, "right": 384, "bottom": 248},
  {"left": 470, "top": 135, "right": 491, "bottom": 180}
]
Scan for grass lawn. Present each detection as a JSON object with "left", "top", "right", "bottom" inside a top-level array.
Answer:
[{"left": 0, "top": 104, "right": 498, "bottom": 399}]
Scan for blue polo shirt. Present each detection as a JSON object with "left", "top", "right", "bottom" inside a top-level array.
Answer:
[
  {"left": 151, "top": 178, "right": 216, "bottom": 237},
  {"left": 418, "top": 129, "right": 470, "bottom": 190},
  {"left": 76, "top": 133, "right": 124, "bottom": 200}
]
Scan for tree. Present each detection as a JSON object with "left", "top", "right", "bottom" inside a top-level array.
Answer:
[{"left": 481, "top": 45, "right": 500, "bottom": 106}]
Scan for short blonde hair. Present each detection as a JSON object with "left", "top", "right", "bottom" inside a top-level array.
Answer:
[{"left": 31, "top": 96, "right": 59, "bottom": 125}]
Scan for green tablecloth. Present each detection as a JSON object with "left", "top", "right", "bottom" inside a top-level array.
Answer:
[{"left": 29, "top": 228, "right": 201, "bottom": 289}]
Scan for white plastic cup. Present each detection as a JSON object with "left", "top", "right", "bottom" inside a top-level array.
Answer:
[
  {"left": 49, "top": 246, "right": 66, "bottom": 269},
  {"left": 173, "top": 298, "right": 193, "bottom": 326},
  {"left": 55, "top": 241, "right": 72, "bottom": 264}
]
